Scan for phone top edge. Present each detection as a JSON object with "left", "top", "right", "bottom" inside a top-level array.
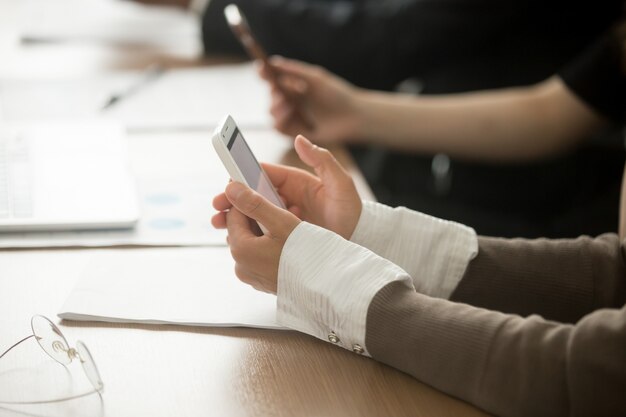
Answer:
[
  {"left": 215, "top": 114, "right": 235, "bottom": 145},
  {"left": 211, "top": 129, "right": 251, "bottom": 189},
  {"left": 224, "top": 4, "right": 242, "bottom": 26}
]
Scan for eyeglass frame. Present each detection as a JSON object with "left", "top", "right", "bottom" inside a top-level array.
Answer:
[{"left": 0, "top": 315, "right": 104, "bottom": 404}]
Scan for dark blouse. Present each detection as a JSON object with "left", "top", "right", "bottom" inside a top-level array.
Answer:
[{"left": 560, "top": 27, "right": 626, "bottom": 123}]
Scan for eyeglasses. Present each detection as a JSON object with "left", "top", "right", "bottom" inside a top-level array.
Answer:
[{"left": 0, "top": 315, "right": 103, "bottom": 404}]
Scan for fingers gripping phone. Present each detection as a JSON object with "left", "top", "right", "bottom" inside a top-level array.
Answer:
[{"left": 212, "top": 115, "right": 285, "bottom": 234}]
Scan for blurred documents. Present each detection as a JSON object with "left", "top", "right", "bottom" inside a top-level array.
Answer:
[
  {"left": 0, "top": 130, "right": 230, "bottom": 248},
  {"left": 0, "top": 64, "right": 272, "bottom": 130},
  {"left": 59, "top": 248, "right": 283, "bottom": 329},
  {"left": 19, "top": 0, "right": 199, "bottom": 49}
]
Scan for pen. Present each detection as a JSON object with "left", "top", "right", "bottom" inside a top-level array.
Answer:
[{"left": 101, "top": 64, "right": 164, "bottom": 111}]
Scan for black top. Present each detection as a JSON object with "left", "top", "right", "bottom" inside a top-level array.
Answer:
[
  {"left": 202, "top": 0, "right": 625, "bottom": 238},
  {"left": 561, "top": 29, "right": 626, "bottom": 123},
  {"left": 203, "top": 0, "right": 622, "bottom": 93}
]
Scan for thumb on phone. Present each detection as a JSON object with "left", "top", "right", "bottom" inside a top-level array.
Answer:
[{"left": 225, "top": 182, "right": 300, "bottom": 238}]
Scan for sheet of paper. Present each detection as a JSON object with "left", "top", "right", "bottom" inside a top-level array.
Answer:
[
  {"left": 19, "top": 0, "right": 199, "bottom": 48},
  {"left": 58, "top": 247, "right": 284, "bottom": 330},
  {"left": 0, "top": 64, "right": 272, "bottom": 130}
]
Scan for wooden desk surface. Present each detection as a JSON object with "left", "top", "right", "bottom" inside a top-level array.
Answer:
[{"left": 0, "top": 2, "right": 489, "bottom": 416}]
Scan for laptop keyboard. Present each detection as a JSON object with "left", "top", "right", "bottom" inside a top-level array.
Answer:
[{"left": 0, "top": 131, "right": 33, "bottom": 219}]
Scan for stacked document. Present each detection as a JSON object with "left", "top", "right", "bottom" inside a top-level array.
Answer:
[{"left": 59, "top": 248, "right": 284, "bottom": 330}]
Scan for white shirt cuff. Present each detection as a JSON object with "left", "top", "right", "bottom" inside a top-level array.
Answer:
[
  {"left": 277, "top": 222, "right": 414, "bottom": 357},
  {"left": 350, "top": 201, "right": 478, "bottom": 299}
]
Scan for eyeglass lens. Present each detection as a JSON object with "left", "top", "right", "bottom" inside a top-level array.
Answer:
[
  {"left": 30, "top": 315, "right": 71, "bottom": 365},
  {"left": 30, "top": 316, "right": 104, "bottom": 393},
  {"left": 76, "top": 341, "right": 103, "bottom": 392}
]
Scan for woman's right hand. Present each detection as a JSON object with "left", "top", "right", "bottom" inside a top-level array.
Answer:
[
  {"left": 259, "top": 57, "right": 362, "bottom": 145},
  {"left": 212, "top": 135, "right": 362, "bottom": 240}
]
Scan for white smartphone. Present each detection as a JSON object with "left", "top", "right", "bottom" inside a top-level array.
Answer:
[{"left": 212, "top": 115, "right": 285, "bottom": 233}]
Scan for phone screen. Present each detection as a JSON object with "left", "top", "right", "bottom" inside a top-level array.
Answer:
[{"left": 227, "top": 129, "right": 284, "bottom": 208}]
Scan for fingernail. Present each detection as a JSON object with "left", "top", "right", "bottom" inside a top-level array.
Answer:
[
  {"left": 226, "top": 182, "right": 246, "bottom": 201},
  {"left": 271, "top": 55, "right": 284, "bottom": 63},
  {"left": 297, "top": 135, "right": 313, "bottom": 148}
]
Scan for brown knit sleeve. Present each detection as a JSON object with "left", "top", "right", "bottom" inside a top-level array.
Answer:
[
  {"left": 366, "top": 282, "right": 626, "bottom": 417},
  {"left": 450, "top": 233, "right": 626, "bottom": 323}
]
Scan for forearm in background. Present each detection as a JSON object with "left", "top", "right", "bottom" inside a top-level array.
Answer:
[{"left": 353, "top": 77, "right": 605, "bottom": 162}]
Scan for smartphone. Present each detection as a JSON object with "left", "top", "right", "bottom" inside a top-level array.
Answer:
[
  {"left": 224, "top": 4, "right": 274, "bottom": 76},
  {"left": 224, "top": 4, "right": 315, "bottom": 131},
  {"left": 212, "top": 115, "right": 285, "bottom": 233}
]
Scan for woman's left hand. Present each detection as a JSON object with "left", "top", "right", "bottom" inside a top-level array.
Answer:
[{"left": 223, "top": 181, "right": 301, "bottom": 294}]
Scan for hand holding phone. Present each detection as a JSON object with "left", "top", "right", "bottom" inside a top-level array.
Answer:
[
  {"left": 212, "top": 115, "right": 285, "bottom": 234},
  {"left": 212, "top": 121, "right": 363, "bottom": 240},
  {"left": 224, "top": 4, "right": 314, "bottom": 130}
]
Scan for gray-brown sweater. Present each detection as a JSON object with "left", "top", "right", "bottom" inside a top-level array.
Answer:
[{"left": 366, "top": 234, "right": 626, "bottom": 417}]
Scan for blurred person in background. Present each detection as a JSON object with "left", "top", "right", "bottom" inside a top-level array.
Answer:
[{"left": 134, "top": 0, "right": 623, "bottom": 238}]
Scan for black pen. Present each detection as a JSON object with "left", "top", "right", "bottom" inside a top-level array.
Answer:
[{"left": 101, "top": 64, "right": 164, "bottom": 111}]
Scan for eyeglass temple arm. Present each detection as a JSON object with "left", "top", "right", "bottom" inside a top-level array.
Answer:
[
  {"left": 0, "top": 334, "right": 35, "bottom": 360},
  {"left": 0, "top": 387, "right": 102, "bottom": 405}
]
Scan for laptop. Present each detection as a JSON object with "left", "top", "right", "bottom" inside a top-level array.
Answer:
[{"left": 0, "top": 122, "right": 139, "bottom": 232}]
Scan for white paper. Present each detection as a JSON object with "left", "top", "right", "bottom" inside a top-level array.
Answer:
[
  {"left": 59, "top": 248, "right": 284, "bottom": 330},
  {"left": 106, "top": 65, "right": 272, "bottom": 130},
  {"left": 0, "top": 64, "right": 272, "bottom": 131}
]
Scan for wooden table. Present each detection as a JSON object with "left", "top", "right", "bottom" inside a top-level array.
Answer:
[{"left": 0, "top": 2, "right": 489, "bottom": 416}]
